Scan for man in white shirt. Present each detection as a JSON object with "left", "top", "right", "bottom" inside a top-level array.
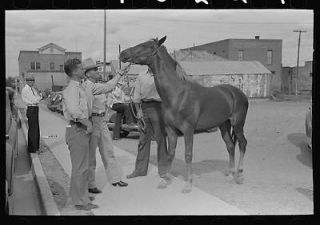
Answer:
[{"left": 21, "top": 75, "right": 42, "bottom": 153}]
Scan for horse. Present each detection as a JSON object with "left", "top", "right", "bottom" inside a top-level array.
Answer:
[{"left": 119, "top": 36, "right": 249, "bottom": 193}]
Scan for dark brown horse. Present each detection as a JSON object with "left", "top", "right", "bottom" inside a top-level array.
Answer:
[{"left": 120, "top": 36, "right": 249, "bottom": 193}]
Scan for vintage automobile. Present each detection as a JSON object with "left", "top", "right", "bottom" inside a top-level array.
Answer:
[
  {"left": 305, "top": 102, "right": 312, "bottom": 150},
  {"left": 106, "top": 102, "right": 141, "bottom": 138},
  {"left": 106, "top": 85, "right": 142, "bottom": 138},
  {"left": 47, "top": 91, "right": 63, "bottom": 114},
  {"left": 6, "top": 87, "right": 20, "bottom": 214}
]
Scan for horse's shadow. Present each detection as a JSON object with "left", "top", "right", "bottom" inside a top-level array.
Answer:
[
  {"left": 149, "top": 155, "right": 228, "bottom": 177},
  {"left": 287, "top": 133, "right": 312, "bottom": 168}
]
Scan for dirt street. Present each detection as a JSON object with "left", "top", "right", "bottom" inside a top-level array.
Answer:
[{"left": 114, "top": 99, "right": 313, "bottom": 215}]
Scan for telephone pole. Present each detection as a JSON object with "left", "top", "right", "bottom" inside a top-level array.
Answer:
[
  {"left": 103, "top": 10, "right": 106, "bottom": 80},
  {"left": 293, "top": 30, "right": 307, "bottom": 96}
]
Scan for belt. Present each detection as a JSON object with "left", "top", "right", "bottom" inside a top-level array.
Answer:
[
  {"left": 27, "top": 104, "right": 38, "bottom": 107},
  {"left": 141, "top": 99, "right": 161, "bottom": 103},
  {"left": 69, "top": 120, "right": 87, "bottom": 129},
  {"left": 91, "top": 112, "right": 106, "bottom": 117}
]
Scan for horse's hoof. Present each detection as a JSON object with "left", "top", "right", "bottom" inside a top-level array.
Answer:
[
  {"left": 157, "top": 177, "right": 171, "bottom": 189},
  {"left": 181, "top": 183, "right": 192, "bottom": 193},
  {"left": 225, "top": 171, "right": 236, "bottom": 177},
  {"left": 235, "top": 174, "right": 244, "bottom": 184}
]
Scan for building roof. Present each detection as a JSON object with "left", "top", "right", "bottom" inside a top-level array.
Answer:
[
  {"left": 182, "top": 38, "right": 282, "bottom": 51},
  {"left": 178, "top": 60, "right": 271, "bottom": 75},
  {"left": 38, "top": 43, "right": 66, "bottom": 52},
  {"left": 171, "top": 50, "right": 227, "bottom": 61}
]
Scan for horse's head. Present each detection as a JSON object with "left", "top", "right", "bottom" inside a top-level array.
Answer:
[{"left": 119, "top": 36, "right": 167, "bottom": 65}]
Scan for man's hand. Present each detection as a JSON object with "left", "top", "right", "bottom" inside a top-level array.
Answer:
[
  {"left": 86, "top": 122, "right": 93, "bottom": 134},
  {"left": 119, "top": 64, "right": 131, "bottom": 76},
  {"left": 137, "top": 109, "right": 143, "bottom": 119}
]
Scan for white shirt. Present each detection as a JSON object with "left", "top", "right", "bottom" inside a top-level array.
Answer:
[
  {"left": 21, "top": 84, "right": 42, "bottom": 105},
  {"left": 63, "top": 80, "right": 89, "bottom": 120}
]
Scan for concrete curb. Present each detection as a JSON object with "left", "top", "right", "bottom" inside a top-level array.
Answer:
[{"left": 17, "top": 109, "right": 60, "bottom": 216}]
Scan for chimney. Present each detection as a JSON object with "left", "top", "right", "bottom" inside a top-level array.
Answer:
[{"left": 255, "top": 36, "right": 260, "bottom": 40}]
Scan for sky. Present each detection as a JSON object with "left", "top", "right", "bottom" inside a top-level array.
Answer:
[{"left": 5, "top": 9, "right": 313, "bottom": 77}]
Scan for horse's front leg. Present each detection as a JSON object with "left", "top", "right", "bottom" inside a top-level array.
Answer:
[
  {"left": 157, "top": 126, "right": 177, "bottom": 189},
  {"left": 182, "top": 129, "right": 194, "bottom": 193}
]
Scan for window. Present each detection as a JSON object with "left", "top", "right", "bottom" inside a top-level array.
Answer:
[
  {"left": 50, "top": 62, "right": 55, "bottom": 70},
  {"left": 36, "top": 62, "right": 40, "bottom": 70},
  {"left": 30, "top": 62, "right": 35, "bottom": 70},
  {"left": 238, "top": 50, "right": 244, "bottom": 61},
  {"left": 267, "top": 50, "right": 273, "bottom": 65},
  {"left": 60, "top": 65, "right": 64, "bottom": 71}
]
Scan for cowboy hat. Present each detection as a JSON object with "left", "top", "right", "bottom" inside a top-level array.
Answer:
[{"left": 82, "top": 58, "right": 99, "bottom": 72}]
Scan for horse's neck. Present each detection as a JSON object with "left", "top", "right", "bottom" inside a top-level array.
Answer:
[{"left": 149, "top": 48, "right": 184, "bottom": 107}]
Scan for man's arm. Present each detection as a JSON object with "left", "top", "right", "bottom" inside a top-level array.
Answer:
[
  {"left": 91, "top": 73, "right": 122, "bottom": 95},
  {"left": 91, "top": 65, "right": 131, "bottom": 95}
]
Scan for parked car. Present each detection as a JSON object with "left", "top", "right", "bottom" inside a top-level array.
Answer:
[
  {"left": 6, "top": 87, "right": 19, "bottom": 214},
  {"left": 106, "top": 103, "right": 140, "bottom": 138},
  {"left": 47, "top": 91, "right": 63, "bottom": 114},
  {"left": 305, "top": 102, "right": 312, "bottom": 150}
]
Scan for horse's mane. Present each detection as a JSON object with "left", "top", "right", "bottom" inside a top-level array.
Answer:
[{"left": 159, "top": 45, "right": 190, "bottom": 82}]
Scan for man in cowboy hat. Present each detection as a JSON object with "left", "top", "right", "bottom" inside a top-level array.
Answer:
[
  {"left": 82, "top": 58, "right": 129, "bottom": 194},
  {"left": 21, "top": 75, "right": 43, "bottom": 153}
]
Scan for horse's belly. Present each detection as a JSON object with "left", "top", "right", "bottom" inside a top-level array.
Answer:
[{"left": 195, "top": 106, "right": 231, "bottom": 130}]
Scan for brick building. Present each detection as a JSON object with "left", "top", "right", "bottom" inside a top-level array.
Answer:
[
  {"left": 18, "top": 43, "right": 82, "bottom": 91},
  {"left": 182, "top": 36, "right": 282, "bottom": 95},
  {"left": 281, "top": 61, "right": 312, "bottom": 95}
]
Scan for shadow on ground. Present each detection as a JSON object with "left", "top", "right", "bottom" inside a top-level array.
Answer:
[
  {"left": 149, "top": 155, "right": 228, "bottom": 178},
  {"left": 296, "top": 187, "right": 313, "bottom": 202},
  {"left": 287, "top": 133, "right": 312, "bottom": 168}
]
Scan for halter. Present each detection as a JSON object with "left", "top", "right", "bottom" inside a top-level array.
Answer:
[{"left": 130, "top": 41, "right": 161, "bottom": 63}]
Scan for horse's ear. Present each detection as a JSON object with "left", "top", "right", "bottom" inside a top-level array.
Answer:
[{"left": 158, "top": 36, "right": 167, "bottom": 46}]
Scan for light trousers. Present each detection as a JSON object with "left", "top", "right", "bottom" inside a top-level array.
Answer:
[{"left": 88, "top": 116, "right": 122, "bottom": 188}]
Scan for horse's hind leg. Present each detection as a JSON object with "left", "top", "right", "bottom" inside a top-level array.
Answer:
[
  {"left": 219, "top": 120, "right": 236, "bottom": 178},
  {"left": 233, "top": 125, "right": 247, "bottom": 184}
]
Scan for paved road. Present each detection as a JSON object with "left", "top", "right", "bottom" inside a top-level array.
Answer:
[
  {"left": 114, "top": 99, "right": 313, "bottom": 215},
  {"left": 38, "top": 105, "right": 246, "bottom": 215}
]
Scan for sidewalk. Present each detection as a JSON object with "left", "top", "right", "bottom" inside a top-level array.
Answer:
[{"left": 38, "top": 105, "right": 246, "bottom": 215}]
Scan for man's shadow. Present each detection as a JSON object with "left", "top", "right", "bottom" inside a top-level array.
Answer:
[{"left": 287, "top": 133, "right": 312, "bottom": 168}]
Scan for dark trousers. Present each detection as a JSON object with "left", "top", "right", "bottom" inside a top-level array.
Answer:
[
  {"left": 112, "top": 103, "right": 134, "bottom": 139},
  {"left": 26, "top": 106, "right": 40, "bottom": 153},
  {"left": 133, "top": 102, "right": 170, "bottom": 178}
]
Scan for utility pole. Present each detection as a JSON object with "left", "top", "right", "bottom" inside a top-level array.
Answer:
[
  {"left": 119, "top": 44, "right": 121, "bottom": 69},
  {"left": 293, "top": 30, "right": 307, "bottom": 96},
  {"left": 103, "top": 10, "right": 106, "bottom": 81}
]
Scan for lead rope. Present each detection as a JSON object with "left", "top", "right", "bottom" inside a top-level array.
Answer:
[{"left": 122, "top": 64, "right": 146, "bottom": 133}]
